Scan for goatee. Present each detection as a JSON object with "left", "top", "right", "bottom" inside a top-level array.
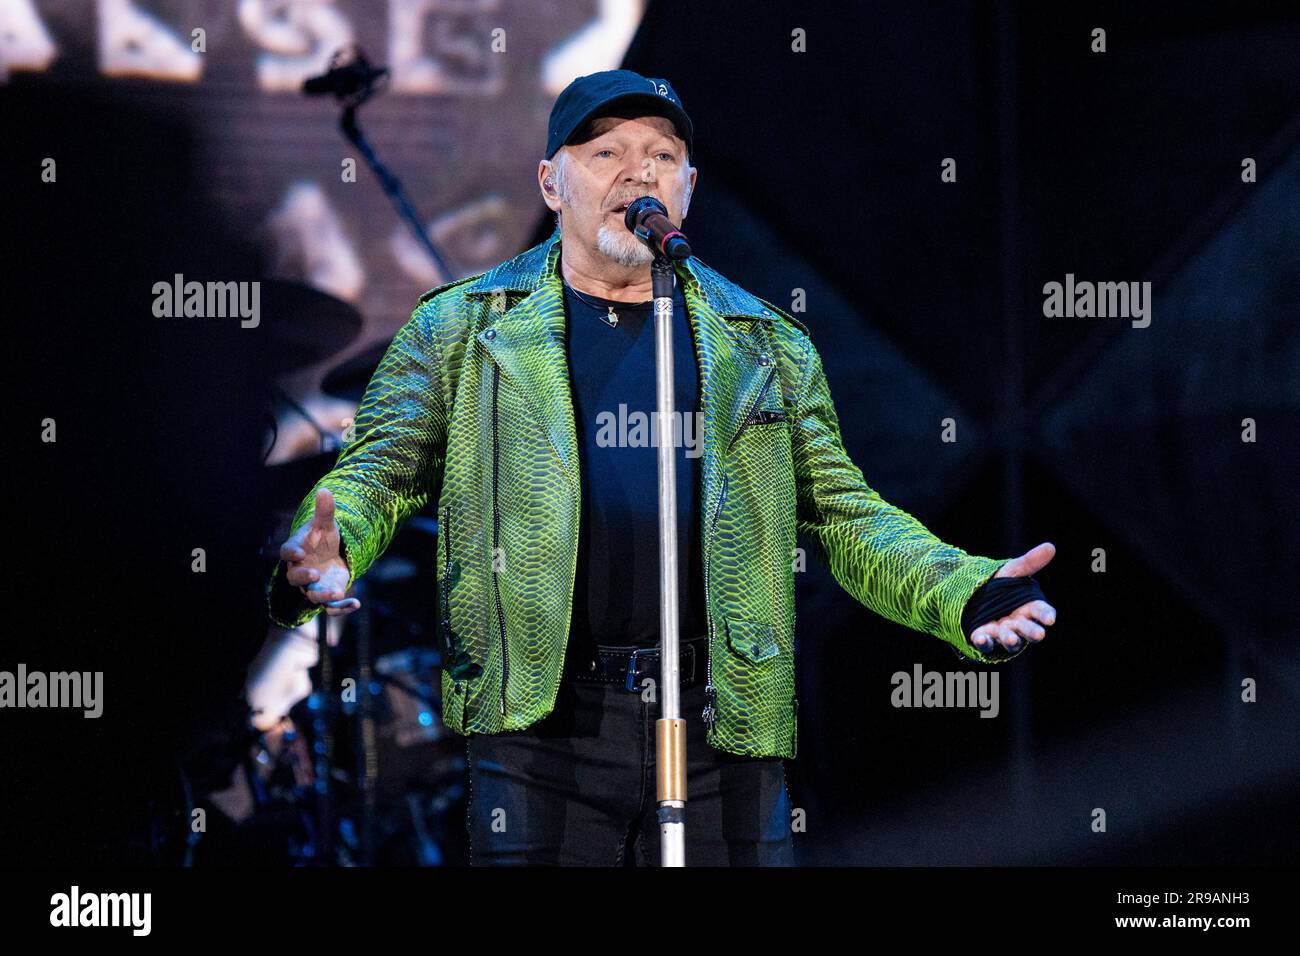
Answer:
[{"left": 595, "top": 223, "right": 655, "bottom": 268}]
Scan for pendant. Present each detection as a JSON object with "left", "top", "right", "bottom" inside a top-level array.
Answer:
[{"left": 603, "top": 306, "right": 619, "bottom": 328}]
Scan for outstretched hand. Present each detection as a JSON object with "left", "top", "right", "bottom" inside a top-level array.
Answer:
[
  {"left": 279, "top": 488, "right": 361, "bottom": 617},
  {"left": 969, "top": 542, "right": 1057, "bottom": 653}
]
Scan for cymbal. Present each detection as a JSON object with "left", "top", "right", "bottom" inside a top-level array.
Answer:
[
  {"left": 321, "top": 340, "right": 391, "bottom": 401},
  {"left": 260, "top": 280, "right": 364, "bottom": 373}
]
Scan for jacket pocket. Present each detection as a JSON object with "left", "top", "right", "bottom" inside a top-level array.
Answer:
[
  {"left": 442, "top": 672, "right": 468, "bottom": 731},
  {"left": 726, "top": 616, "right": 781, "bottom": 663},
  {"left": 746, "top": 409, "right": 788, "bottom": 426}
]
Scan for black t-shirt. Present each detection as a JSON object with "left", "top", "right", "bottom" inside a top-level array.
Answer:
[{"left": 562, "top": 276, "right": 707, "bottom": 651}]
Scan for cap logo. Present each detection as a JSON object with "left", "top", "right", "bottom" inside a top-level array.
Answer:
[{"left": 652, "top": 80, "right": 670, "bottom": 97}]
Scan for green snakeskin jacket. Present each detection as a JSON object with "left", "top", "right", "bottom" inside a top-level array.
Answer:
[{"left": 267, "top": 225, "right": 1022, "bottom": 759}]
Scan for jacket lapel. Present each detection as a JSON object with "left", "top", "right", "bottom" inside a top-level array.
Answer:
[{"left": 469, "top": 232, "right": 581, "bottom": 491}]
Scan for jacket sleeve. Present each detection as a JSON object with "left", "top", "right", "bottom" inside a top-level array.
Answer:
[
  {"left": 789, "top": 335, "right": 1024, "bottom": 664},
  {"left": 266, "top": 299, "right": 448, "bottom": 629}
]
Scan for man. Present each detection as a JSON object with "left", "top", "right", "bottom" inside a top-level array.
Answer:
[{"left": 266, "top": 70, "right": 1058, "bottom": 866}]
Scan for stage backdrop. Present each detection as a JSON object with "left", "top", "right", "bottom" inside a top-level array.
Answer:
[{"left": 1, "top": 0, "right": 647, "bottom": 407}]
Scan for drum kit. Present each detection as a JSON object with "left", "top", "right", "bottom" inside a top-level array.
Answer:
[{"left": 190, "top": 281, "right": 468, "bottom": 867}]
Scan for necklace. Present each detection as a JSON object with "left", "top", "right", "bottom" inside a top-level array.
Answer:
[
  {"left": 566, "top": 283, "right": 625, "bottom": 328},
  {"left": 565, "top": 275, "right": 675, "bottom": 328}
]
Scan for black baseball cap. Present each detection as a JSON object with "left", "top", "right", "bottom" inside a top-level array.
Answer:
[{"left": 546, "top": 69, "right": 693, "bottom": 161}]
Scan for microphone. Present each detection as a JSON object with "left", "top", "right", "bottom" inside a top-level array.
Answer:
[
  {"left": 303, "top": 49, "right": 389, "bottom": 100},
  {"left": 623, "top": 197, "right": 693, "bottom": 260}
]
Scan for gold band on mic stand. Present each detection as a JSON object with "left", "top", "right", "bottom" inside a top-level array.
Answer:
[{"left": 656, "top": 718, "right": 687, "bottom": 802}]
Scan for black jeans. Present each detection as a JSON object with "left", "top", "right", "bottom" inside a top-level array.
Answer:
[{"left": 465, "top": 671, "right": 795, "bottom": 866}]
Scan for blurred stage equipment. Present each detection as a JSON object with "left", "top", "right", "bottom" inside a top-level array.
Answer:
[
  {"left": 260, "top": 281, "right": 364, "bottom": 462},
  {"left": 261, "top": 279, "right": 364, "bottom": 372},
  {"left": 242, "top": 267, "right": 463, "bottom": 862},
  {"left": 321, "top": 340, "right": 395, "bottom": 402},
  {"left": 230, "top": 488, "right": 463, "bottom": 865},
  {"left": 203, "top": 42, "right": 480, "bottom": 865}
]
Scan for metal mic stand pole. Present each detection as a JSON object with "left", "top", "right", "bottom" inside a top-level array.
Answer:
[{"left": 651, "top": 253, "right": 687, "bottom": 866}]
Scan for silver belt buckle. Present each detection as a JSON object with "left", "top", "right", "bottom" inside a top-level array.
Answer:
[{"left": 625, "top": 644, "right": 697, "bottom": 690}]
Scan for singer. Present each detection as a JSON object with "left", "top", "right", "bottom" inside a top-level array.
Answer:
[{"left": 266, "top": 69, "right": 1058, "bottom": 866}]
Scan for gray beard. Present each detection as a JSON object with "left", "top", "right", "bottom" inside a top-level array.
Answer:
[{"left": 595, "top": 221, "right": 656, "bottom": 268}]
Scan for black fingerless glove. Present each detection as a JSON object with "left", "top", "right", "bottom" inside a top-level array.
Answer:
[{"left": 960, "top": 575, "right": 1047, "bottom": 659}]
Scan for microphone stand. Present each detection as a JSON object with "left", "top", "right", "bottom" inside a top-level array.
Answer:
[
  {"left": 650, "top": 253, "right": 688, "bottom": 866},
  {"left": 310, "top": 46, "right": 456, "bottom": 280},
  {"left": 339, "top": 104, "right": 456, "bottom": 280}
]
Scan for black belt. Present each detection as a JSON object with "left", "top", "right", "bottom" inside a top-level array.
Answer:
[{"left": 568, "top": 636, "right": 708, "bottom": 691}]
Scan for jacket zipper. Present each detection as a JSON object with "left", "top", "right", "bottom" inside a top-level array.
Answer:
[
  {"left": 701, "top": 472, "right": 728, "bottom": 731},
  {"left": 441, "top": 504, "right": 453, "bottom": 647},
  {"left": 702, "top": 360, "right": 778, "bottom": 732},
  {"left": 491, "top": 365, "right": 508, "bottom": 718}
]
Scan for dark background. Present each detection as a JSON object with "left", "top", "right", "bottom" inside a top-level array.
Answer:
[{"left": 2, "top": 0, "right": 1297, "bottom": 866}]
